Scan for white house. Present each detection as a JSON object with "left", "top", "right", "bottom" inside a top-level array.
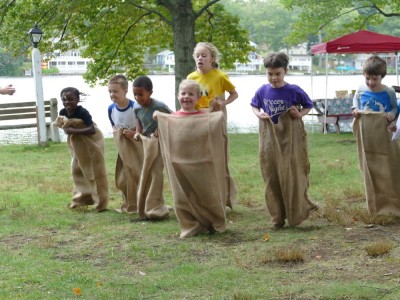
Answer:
[
  {"left": 47, "top": 50, "right": 92, "bottom": 74},
  {"left": 156, "top": 50, "right": 175, "bottom": 73},
  {"left": 234, "top": 41, "right": 263, "bottom": 73},
  {"left": 285, "top": 44, "right": 312, "bottom": 73}
]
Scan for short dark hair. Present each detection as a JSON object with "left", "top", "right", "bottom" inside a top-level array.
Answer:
[
  {"left": 60, "top": 87, "right": 81, "bottom": 101},
  {"left": 133, "top": 76, "right": 153, "bottom": 92},
  {"left": 363, "top": 55, "right": 387, "bottom": 78},
  {"left": 263, "top": 52, "right": 289, "bottom": 69}
]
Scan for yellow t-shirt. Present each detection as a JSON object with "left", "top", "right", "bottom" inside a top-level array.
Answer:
[{"left": 187, "top": 69, "right": 236, "bottom": 109}]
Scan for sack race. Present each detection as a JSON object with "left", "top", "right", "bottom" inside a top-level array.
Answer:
[
  {"left": 67, "top": 121, "right": 109, "bottom": 211},
  {"left": 353, "top": 112, "right": 400, "bottom": 216},
  {"left": 259, "top": 111, "right": 317, "bottom": 227},
  {"left": 157, "top": 111, "right": 231, "bottom": 238}
]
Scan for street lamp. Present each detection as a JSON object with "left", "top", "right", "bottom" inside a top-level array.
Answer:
[
  {"left": 28, "top": 23, "right": 47, "bottom": 145},
  {"left": 28, "top": 23, "right": 43, "bottom": 48}
]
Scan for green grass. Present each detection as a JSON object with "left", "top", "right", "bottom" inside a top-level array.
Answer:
[{"left": 1, "top": 133, "right": 400, "bottom": 299}]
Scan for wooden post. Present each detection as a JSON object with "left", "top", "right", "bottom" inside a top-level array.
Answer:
[{"left": 49, "top": 98, "right": 60, "bottom": 142}]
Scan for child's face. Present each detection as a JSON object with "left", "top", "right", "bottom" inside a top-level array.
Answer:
[
  {"left": 133, "top": 86, "right": 152, "bottom": 107},
  {"left": 61, "top": 91, "right": 79, "bottom": 114},
  {"left": 194, "top": 46, "right": 214, "bottom": 74},
  {"left": 266, "top": 67, "right": 287, "bottom": 88},
  {"left": 178, "top": 86, "right": 199, "bottom": 112},
  {"left": 108, "top": 83, "right": 128, "bottom": 107},
  {"left": 364, "top": 73, "right": 383, "bottom": 91}
]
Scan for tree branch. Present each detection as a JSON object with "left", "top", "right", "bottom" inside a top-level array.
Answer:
[
  {"left": 195, "top": 0, "right": 221, "bottom": 18},
  {"left": 126, "top": 0, "right": 171, "bottom": 25},
  {"left": 104, "top": 11, "right": 151, "bottom": 74},
  {"left": 0, "top": 0, "right": 16, "bottom": 27},
  {"left": 372, "top": 3, "right": 400, "bottom": 17},
  {"left": 317, "top": 5, "right": 374, "bottom": 31}
]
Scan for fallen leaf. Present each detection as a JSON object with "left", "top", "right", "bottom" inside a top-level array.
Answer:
[
  {"left": 309, "top": 236, "right": 318, "bottom": 240},
  {"left": 139, "top": 271, "right": 146, "bottom": 276},
  {"left": 315, "top": 255, "right": 322, "bottom": 259},
  {"left": 263, "top": 233, "right": 270, "bottom": 241},
  {"left": 72, "top": 287, "right": 81, "bottom": 295}
]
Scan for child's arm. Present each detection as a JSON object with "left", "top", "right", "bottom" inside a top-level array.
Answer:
[
  {"left": 252, "top": 106, "right": 269, "bottom": 120},
  {"left": 136, "top": 120, "right": 143, "bottom": 133},
  {"left": 386, "top": 88, "right": 398, "bottom": 122},
  {"left": 289, "top": 106, "right": 311, "bottom": 119},
  {"left": 63, "top": 124, "right": 96, "bottom": 135},
  {"left": 218, "top": 88, "right": 238, "bottom": 108},
  {"left": 352, "top": 88, "right": 361, "bottom": 118},
  {"left": 134, "top": 120, "right": 143, "bottom": 140}
]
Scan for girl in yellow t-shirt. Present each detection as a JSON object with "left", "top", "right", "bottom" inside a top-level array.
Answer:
[{"left": 187, "top": 42, "right": 238, "bottom": 114}]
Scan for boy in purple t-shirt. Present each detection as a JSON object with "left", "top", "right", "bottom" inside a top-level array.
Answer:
[
  {"left": 250, "top": 52, "right": 313, "bottom": 123},
  {"left": 250, "top": 52, "right": 317, "bottom": 229}
]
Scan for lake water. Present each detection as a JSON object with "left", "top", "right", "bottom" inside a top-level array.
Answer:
[{"left": 1, "top": 73, "right": 399, "bottom": 144}]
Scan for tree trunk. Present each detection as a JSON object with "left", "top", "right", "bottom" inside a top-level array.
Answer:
[{"left": 164, "top": 0, "right": 196, "bottom": 110}]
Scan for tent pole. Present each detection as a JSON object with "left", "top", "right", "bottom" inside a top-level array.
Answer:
[
  {"left": 396, "top": 52, "right": 399, "bottom": 86},
  {"left": 324, "top": 53, "right": 328, "bottom": 134},
  {"left": 310, "top": 55, "right": 314, "bottom": 133}
]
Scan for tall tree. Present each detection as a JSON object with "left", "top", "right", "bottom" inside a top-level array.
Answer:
[
  {"left": 0, "top": 49, "right": 24, "bottom": 76},
  {"left": 0, "top": 0, "right": 252, "bottom": 108},
  {"left": 223, "top": 0, "right": 299, "bottom": 52},
  {"left": 280, "top": 0, "right": 400, "bottom": 44}
]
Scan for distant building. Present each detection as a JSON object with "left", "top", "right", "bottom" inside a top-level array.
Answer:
[
  {"left": 234, "top": 41, "right": 263, "bottom": 73},
  {"left": 284, "top": 44, "right": 312, "bottom": 73},
  {"left": 156, "top": 50, "right": 175, "bottom": 73},
  {"left": 47, "top": 50, "right": 92, "bottom": 74},
  {"left": 354, "top": 53, "right": 399, "bottom": 71}
]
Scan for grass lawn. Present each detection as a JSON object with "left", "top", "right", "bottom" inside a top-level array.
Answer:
[{"left": 1, "top": 132, "right": 400, "bottom": 300}]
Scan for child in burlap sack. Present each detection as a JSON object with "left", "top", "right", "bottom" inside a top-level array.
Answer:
[{"left": 251, "top": 52, "right": 317, "bottom": 229}]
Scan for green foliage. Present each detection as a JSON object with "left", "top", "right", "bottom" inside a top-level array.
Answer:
[
  {"left": 195, "top": 3, "right": 254, "bottom": 68},
  {"left": 223, "top": 0, "right": 299, "bottom": 51},
  {"left": 280, "top": 0, "right": 400, "bottom": 43},
  {"left": 42, "top": 67, "right": 59, "bottom": 75},
  {"left": 0, "top": 0, "right": 251, "bottom": 90},
  {"left": 0, "top": 49, "right": 24, "bottom": 76}
]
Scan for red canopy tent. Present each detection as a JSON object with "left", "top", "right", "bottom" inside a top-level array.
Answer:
[
  {"left": 310, "top": 30, "right": 400, "bottom": 132},
  {"left": 311, "top": 30, "right": 400, "bottom": 54}
]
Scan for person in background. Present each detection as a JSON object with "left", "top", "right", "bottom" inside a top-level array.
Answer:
[
  {"left": 133, "top": 75, "right": 172, "bottom": 136},
  {"left": 0, "top": 84, "right": 15, "bottom": 95},
  {"left": 352, "top": 55, "right": 398, "bottom": 130},
  {"left": 187, "top": 42, "right": 238, "bottom": 208},
  {"left": 251, "top": 52, "right": 317, "bottom": 229},
  {"left": 251, "top": 52, "right": 313, "bottom": 124},
  {"left": 351, "top": 55, "right": 400, "bottom": 217},
  {"left": 107, "top": 75, "right": 140, "bottom": 214},
  {"left": 132, "top": 75, "right": 171, "bottom": 220},
  {"left": 58, "top": 87, "right": 109, "bottom": 212},
  {"left": 187, "top": 42, "right": 238, "bottom": 114}
]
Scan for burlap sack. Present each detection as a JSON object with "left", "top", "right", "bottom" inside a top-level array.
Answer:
[
  {"left": 113, "top": 129, "right": 144, "bottom": 213},
  {"left": 67, "top": 122, "right": 109, "bottom": 211},
  {"left": 259, "top": 111, "right": 317, "bottom": 227},
  {"left": 353, "top": 112, "right": 400, "bottom": 215},
  {"left": 157, "top": 111, "right": 229, "bottom": 238},
  {"left": 136, "top": 134, "right": 169, "bottom": 220}
]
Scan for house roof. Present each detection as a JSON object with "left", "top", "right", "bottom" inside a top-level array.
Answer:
[
  {"left": 311, "top": 30, "right": 400, "bottom": 54},
  {"left": 157, "top": 50, "right": 174, "bottom": 56}
]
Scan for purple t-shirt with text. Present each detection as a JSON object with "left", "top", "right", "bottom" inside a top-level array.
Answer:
[{"left": 250, "top": 83, "right": 313, "bottom": 124}]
